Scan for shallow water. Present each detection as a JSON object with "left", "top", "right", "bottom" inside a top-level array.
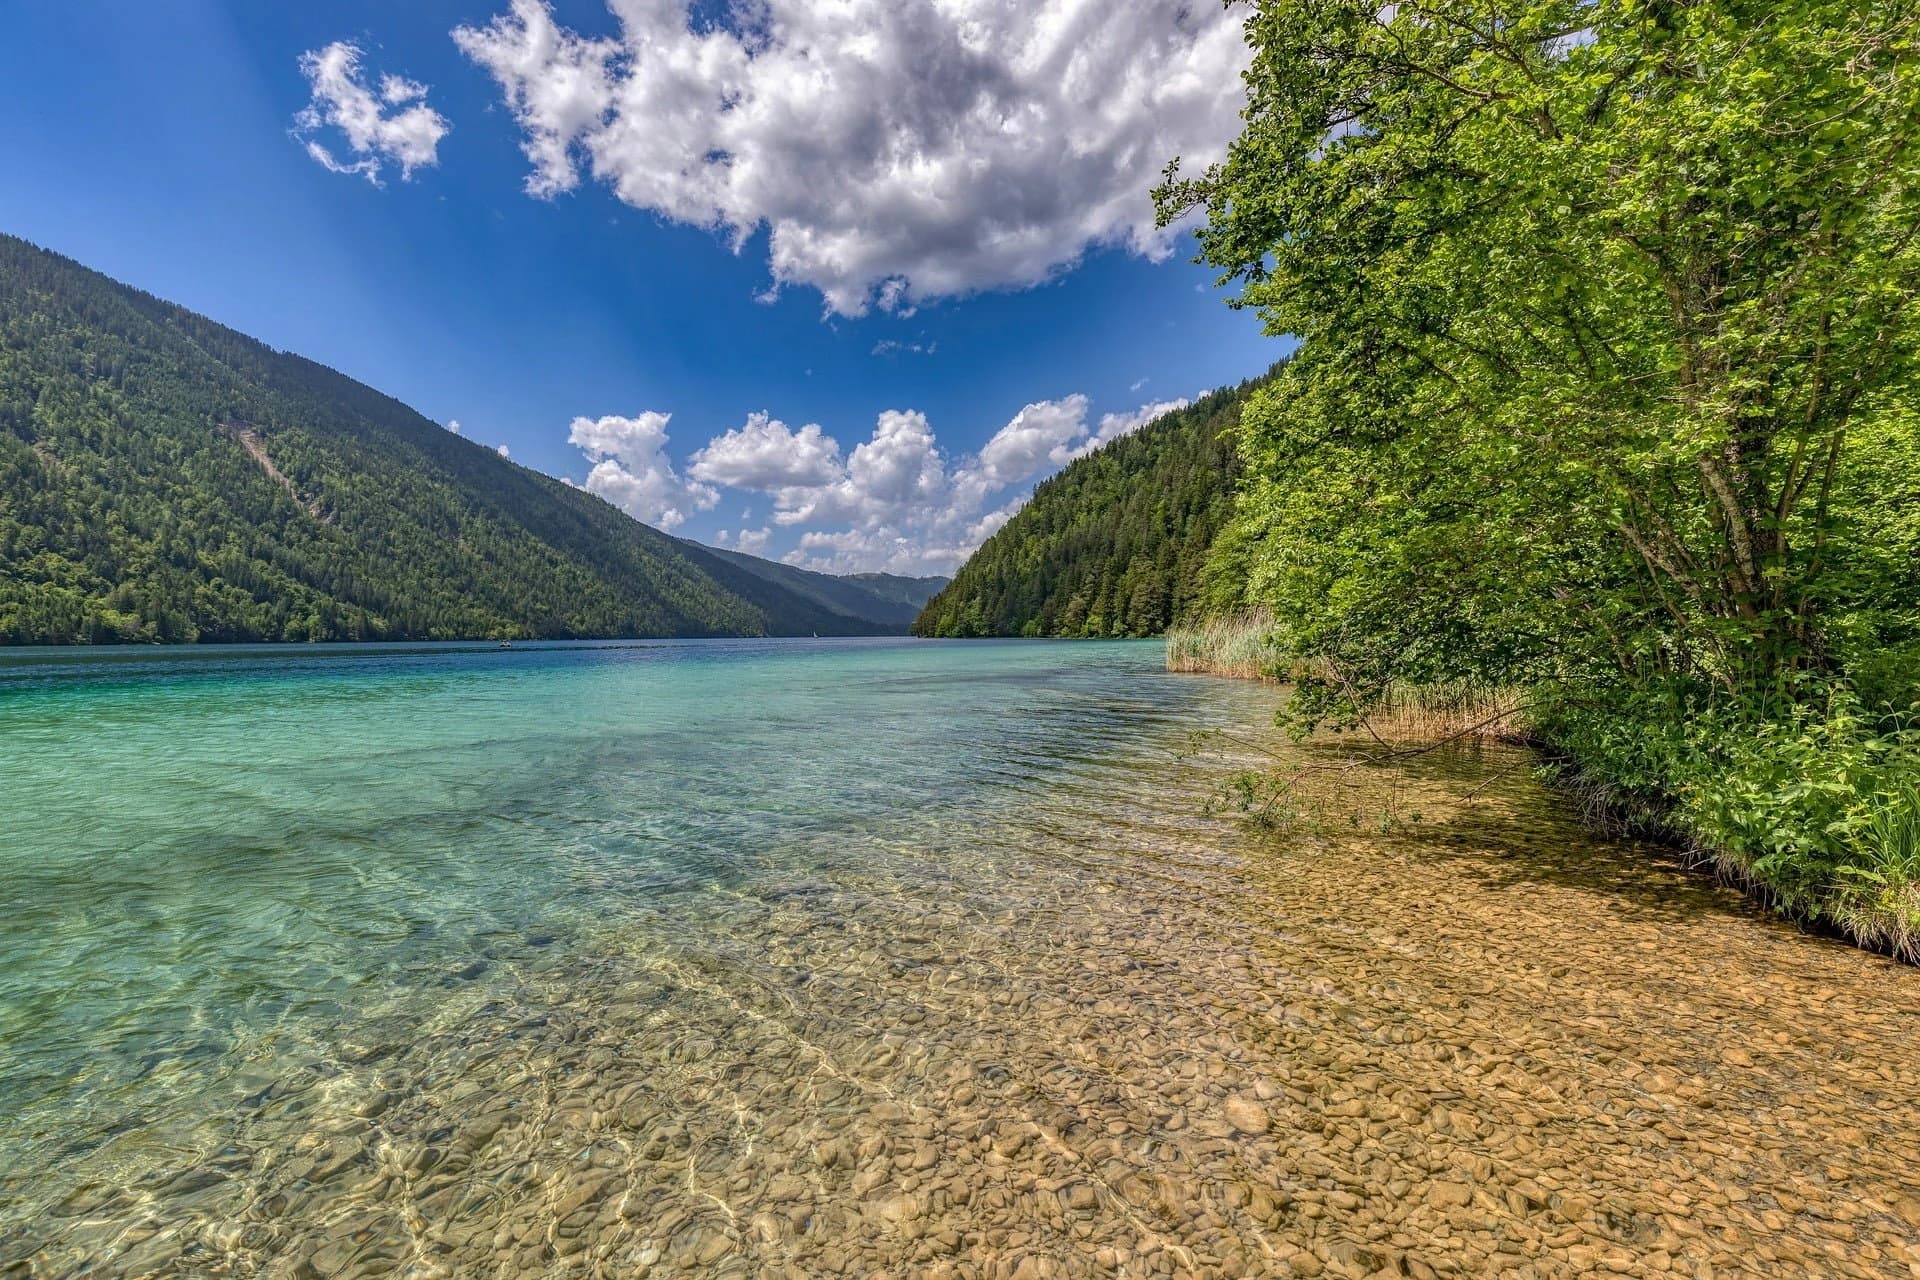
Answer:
[{"left": 1, "top": 638, "right": 1916, "bottom": 1279}]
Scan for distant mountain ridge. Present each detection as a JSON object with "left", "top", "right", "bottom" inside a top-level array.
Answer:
[
  {"left": 913, "top": 376, "right": 1271, "bottom": 637},
  {"left": 686, "top": 541, "right": 947, "bottom": 630},
  {"left": 0, "top": 234, "right": 915, "bottom": 643}
]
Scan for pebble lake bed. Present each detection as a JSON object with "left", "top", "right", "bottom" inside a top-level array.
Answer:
[{"left": 2, "top": 639, "right": 1916, "bottom": 1279}]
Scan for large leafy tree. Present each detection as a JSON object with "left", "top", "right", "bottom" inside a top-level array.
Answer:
[{"left": 1160, "top": 0, "right": 1920, "bottom": 708}]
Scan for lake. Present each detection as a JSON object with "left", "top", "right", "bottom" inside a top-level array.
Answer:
[{"left": 2, "top": 639, "right": 1916, "bottom": 1278}]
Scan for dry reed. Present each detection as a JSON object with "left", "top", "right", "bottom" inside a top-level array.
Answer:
[{"left": 1165, "top": 613, "right": 1529, "bottom": 743}]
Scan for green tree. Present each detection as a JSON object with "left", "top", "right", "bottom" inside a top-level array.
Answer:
[
  {"left": 1159, "top": 0, "right": 1920, "bottom": 706},
  {"left": 1157, "top": 0, "right": 1920, "bottom": 954},
  {"left": 913, "top": 378, "right": 1272, "bottom": 637}
]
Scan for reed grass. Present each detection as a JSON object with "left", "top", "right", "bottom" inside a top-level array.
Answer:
[
  {"left": 1165, "top": 611, "right": 1281, "bottom": 680},
  {"left": 1365, "top": 680, "right": 1531, "bottom": 743},
  {"left": 1165, "top": 613, "right": 1528, "bottom": 743}
]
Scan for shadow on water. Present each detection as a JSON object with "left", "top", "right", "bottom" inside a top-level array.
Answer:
[{"left": 1281, "top": 738, "right": 1758, "bottom": 926}]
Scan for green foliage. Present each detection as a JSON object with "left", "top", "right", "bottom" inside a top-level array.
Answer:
[
  {"left": 1159, "top": 1, "right": 1920, "bottom": 955},
  {"left": 1166, "top": 611, "right": 1284, "bottom": 679},
  {"left": 1841, "top": 779, "right": 1920, "bottom": 957},
  {"left": 0, "top": 235, "right": 900, "bottom": 643},
  {"left": 1164, "top": 0, "right": 1920, "bottom": 693},
  {"left": 912, "top": 378, "right": 1271, "bottom": 637},
  {"left": 1539, "top": 684, "right": 1920, "bottom": 957}
]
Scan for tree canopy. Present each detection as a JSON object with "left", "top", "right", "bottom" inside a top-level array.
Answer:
[
  {"left": 1158, "top": 0, "right": 1920, "bottom": 709},
  {"left": 1151, "top": 0, "right": 1920, "bottom": 954}
]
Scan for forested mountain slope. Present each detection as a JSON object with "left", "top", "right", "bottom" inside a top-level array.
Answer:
[
  {"left": 0, "top": 235, "right": 894, "bottom": 643},
  {"left": 686, "top": 542, "right": 946, "bottom": 629},
  {"left": 912, "top": 376, "right": 1267, "bottom": 637}
]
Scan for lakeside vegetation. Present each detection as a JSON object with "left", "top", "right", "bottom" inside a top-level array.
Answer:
[
  {"left": 927, "top": 2, "right": 1920, "bottom": 960},
  {"left": 0, "top": 236, "right": 925, "bottom": 644},
  {"left": 1153, "top": 0, "right": 1920, "bottom": 959},
  {"left": 1169, "top": 613, "right": 1531, "bottom": 742},
  {"left": 1166, "top": 611, "right": 1278, "bottom": 680}
]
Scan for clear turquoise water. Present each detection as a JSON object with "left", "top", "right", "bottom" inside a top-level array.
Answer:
[
  {"left": 12, "top": 640, "right": 1920, "bottom": 1280},
  {"left": 0, "top": 638, "right": 1193, "bottom": 1193}
]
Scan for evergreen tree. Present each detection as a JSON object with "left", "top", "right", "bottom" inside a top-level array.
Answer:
[{"left": 913, "top": 375, "right": 1275, "bottom": 638}]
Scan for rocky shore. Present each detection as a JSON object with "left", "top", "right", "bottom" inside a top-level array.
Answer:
[{"left": 8, "top": 695, "right": 1919, "bottom": 1279}]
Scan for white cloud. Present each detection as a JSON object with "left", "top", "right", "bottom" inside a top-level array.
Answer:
[
  {"left": 295, "top": 42, "right": 449, "bottom": 184},
  {"left": 688, "top": 414, "right": 842, "bottom": 490},
  {"left": 568, "top": 411, "right": 718, "bottom": 530},
  {"left": 843, "top": 411, "right": 949, "bottom": 518},
  {"left": 496, "top": 443, "right": 511, "bottom": 458},
  {"left": 562, "top": 391, "right": 1192, "bottom": 570},
  {"left": 872, "top": 339, "right": 937, "bottom": 357},
  {"left": 972, "top": 395, "right": 1090, "bottom": 488},
  {"left": 696, "top": 409, "right": 945, "bottom": 534},
  {"left": 454, "top": 0, "right": 1250, "bottom": 315},
  {"left": 790, "top": 528, "right": 970, "bottom": 577},
  {"left": 447, "top": 419, "right": 463, "bottom": 435},
  {"left": 658, "top": 393, "right": 1181, "bottom": 572}
]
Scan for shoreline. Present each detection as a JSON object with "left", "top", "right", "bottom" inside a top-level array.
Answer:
[
  {"left": 1164, "top": 623, "right": 1920, "bottom": 969},
  {"left": 6, "top": 645, "right": 1919, "bottom": 1278}
]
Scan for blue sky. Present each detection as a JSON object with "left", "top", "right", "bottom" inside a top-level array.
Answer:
[{"left": 0, "top": 0, "right": 1285, "bottom": 572}]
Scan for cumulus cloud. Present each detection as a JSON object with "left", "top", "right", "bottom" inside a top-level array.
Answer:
[
  {"left": 447, "top": 419, "right": 463, "bottom": 435},
  {"left": 566, "top": 392, "right": 1189, "bottom": 570},
  {"left": 295, "top": 42, "right": 449, "bottom": 183},
  {"left": 568, "top": 411, "right": 718, "bottom": 530},
  {"left": 454, "top": 0, "right": 1250, "bottom": 314},
  {"left": 495, "top": 443, "right": 511, "bottom": 458},
  {"left": 658, "top": 393, "right": 1180, "bottom": 573},
  {"left": 689, "top": 414, "right": 842, "bottom": 491},
  {"left": 972, "top": 395, "right": 1091, "bottom": 488}
]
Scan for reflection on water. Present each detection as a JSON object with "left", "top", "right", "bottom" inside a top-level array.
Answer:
[{"left": 2, "top": 639, "right": 1917, "bottom": 1279}]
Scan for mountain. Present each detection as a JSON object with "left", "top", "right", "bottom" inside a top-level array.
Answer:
[
  {"left": 687, "top": 540, "right": 947, "bottom": 630},
  {"left": 912, "top": 376, "right": 1268, "bottom": 638},
  {"left": 0, "top": 234, "right": 903, "bottom": 644}
]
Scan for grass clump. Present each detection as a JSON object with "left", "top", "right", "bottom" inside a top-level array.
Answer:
[
  {"left": 1538, "top": 684, "right": 1920, "bottom": 963},
  {"left": 1166, "top": 611, "right": 1281, "bottom": 679},
  {"left": 1836, "top": 780, "right": 1920, "bottom": 960}
]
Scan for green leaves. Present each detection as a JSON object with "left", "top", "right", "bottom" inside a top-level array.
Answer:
[
  {"left": 1172, "top": 0, "right": 1920, "bottom": 955},
  {"left": 1177, "top": 0, "right": 1920, "bottom": 691}
]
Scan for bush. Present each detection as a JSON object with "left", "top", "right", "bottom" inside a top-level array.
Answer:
[{"left": 1540, "top": 682, "right": 1920, "bottom": 960}]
